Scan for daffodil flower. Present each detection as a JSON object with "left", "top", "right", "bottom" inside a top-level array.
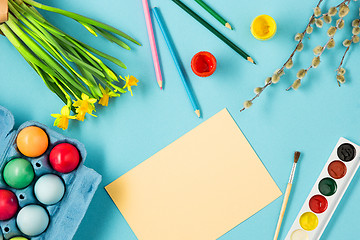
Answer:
[
  {"left": 120, "top": 75, "right": 139, "bottom": 96},
  {"left": 51, "top": 106, "right": 76, "bottom": 130},
  {"left": 72, "top": 93, "right": 97, "bottom": 121},
  {"left": 98, "top": 84, "right": 119, "bottom": 106}
]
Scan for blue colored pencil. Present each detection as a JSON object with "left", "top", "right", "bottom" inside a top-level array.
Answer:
[{"left": 152, "top": 7, "right": 201, "bottom": 118}]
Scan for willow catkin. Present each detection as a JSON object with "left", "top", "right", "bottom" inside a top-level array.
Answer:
[
  {"left": 312, "top": 56, "right": 320, "bottom": 68},
  {"left": 297, "top": 69, "right": 307, "bottom": 79},
  {"left": 292, "top": 79, "right": 301, "bottom": 90}
]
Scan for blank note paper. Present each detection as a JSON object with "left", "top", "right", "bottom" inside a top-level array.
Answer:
[{"left": 105, "top": 109, "right": 282, "bottom": 240}]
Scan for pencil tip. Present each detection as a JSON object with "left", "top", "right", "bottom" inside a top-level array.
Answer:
[
  {"left": 247, "top": 57, "right": 255, "bottom": 64},
  {"left": 158, "top": 81, "right": 163, "bottom": 90},
  {"left": 195, "top": 110, "right": 201, "bottom": 118},
  {"left": 225, "top": 23, "right": 232, "bottom": 30}
]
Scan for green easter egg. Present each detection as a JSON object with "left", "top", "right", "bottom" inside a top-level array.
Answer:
[{"left": 3, "top": 158, "right": 34, "bottom": 189}]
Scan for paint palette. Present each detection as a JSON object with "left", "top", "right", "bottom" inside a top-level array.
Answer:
[
  {"left": 285, "top": 137, "right": 360, "bottom": 240},
  {"left": 0, "top": 106, "right": 102, "bottom": 240}
]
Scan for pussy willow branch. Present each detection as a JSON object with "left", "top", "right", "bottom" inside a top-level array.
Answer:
[
  {"left": 286, "top": 20, "right": 349, "bottom": 90},
  {"left": 239, "top": 0, "right": 324, "bottom": 112},
  {"left": 336, "top": 29, "right": 357, "bottom": 86},
  {"left": 286, "top": 0, "right": 351, "bottom": 90},
  {"left": 239, "top": 0, "right": 352, "bottom": 112}
]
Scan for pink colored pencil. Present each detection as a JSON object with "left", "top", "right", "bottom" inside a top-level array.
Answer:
[{"left": 141, "top": 0, "right": 163, "bottom": 90}]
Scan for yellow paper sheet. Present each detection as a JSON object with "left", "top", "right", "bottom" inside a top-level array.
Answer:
[{"left": 105, "top": 109, "right": 282, "bottom": 240}]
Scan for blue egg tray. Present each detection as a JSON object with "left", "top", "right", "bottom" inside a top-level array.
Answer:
[{"left": 0, "top": 106, "right": 102, "bottom": 240}]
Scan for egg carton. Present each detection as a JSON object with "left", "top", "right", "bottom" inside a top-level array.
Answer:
[{"left": 0, "top": 106, "right": 102, "bottom": 240}]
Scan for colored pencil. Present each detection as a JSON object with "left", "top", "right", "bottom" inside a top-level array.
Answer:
[
  {"left": 171, "top": 0, "right": 255, "bottom": 64},
  {"left": 273, "top": 152, "right": 301, "bottom": 240},
  {"left": 152, "top": 7, "right": 201, "bottom": 118},
  {"left": 194, "top": 0, "right": 232, "bottom": 30},
  {"left": 141, "top": 0, "right": 163, "bottom": 90}
]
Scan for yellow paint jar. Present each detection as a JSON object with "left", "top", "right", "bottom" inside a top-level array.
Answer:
[{"left": 250, "top": 14, "right": 277, "bottom": 40}]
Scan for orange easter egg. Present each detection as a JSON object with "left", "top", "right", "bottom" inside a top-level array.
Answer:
[{"left": 16, "top": 126, "right": 49, "bottom": 157}]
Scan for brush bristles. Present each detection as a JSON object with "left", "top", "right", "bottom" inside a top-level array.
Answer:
[{"left": 294, "top": 151, "right": 301, "bottom": 163}]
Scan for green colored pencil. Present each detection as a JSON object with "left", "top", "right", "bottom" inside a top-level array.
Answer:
[
  {"left": 194, "top": 0, "right": 232, "bottom": 30},
  {"left": 171, "top": 0, "right": 255, "bottom": 64}
]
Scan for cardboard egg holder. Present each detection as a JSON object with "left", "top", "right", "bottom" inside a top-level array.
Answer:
[{"left": 0, "top": 106, "right": 102, "bottom": 240}]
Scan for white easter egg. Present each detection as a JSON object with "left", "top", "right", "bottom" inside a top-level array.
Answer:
[
  {"left": 16, "top": 205, "right": 49, "bottom": 236},
  {"left": 34, "top": 174, "right": 65, "bottom": 205}
]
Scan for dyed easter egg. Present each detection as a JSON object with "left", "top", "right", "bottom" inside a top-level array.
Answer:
[
  {"left": 49, "top": 143, "right": 80, "bottom": 173},
  {"left": 10, "top": 237, "right": 29, "bottom": 240},
  {"left": 16, "top": 205, "right": 49, "bottom": 236},
  {"left": 3, "top": 158, "right": 34, "bottom": 189},
  {"left": 0, "top": 189, "right": 18, "bottom": 220},
  {"left": 34, "top": 174, "right": 65, "bottom": 205},
  {"left": 16, "top": 126, "right": 49, "bottom": 158}
]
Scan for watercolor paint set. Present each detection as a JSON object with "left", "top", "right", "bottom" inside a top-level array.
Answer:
[
  {"left": 285, "top": 137, "right": 360, "bottom": 240},
  {"left": 0, "top": 106, "right": 101, "bottom": 240}
]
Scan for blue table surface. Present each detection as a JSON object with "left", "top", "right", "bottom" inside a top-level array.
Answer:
[{"left": 1, "top": 0, "right": 360, "bottom": 239}]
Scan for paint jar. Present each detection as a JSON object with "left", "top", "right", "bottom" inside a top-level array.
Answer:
[
  {"left": 191, "top": 51, "right": 217, "bottom": 77},
  {"left": 250, "top": 14, "right": 277, "bottom": 40}
]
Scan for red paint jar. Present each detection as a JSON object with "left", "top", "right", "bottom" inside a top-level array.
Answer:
[{"left": 191, "top": 51, "right": 217, "bottom": 77}]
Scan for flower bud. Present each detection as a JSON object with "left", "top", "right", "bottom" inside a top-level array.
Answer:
[
  {"left": 352, "top": 19, "right": 360, "bottom": 27},
  {"left": 306, "top": 26, "right": 313, "bottom": 34},
  {"left": 343, "top": 39, "right": 352, "bottom": 47},
  {"left": 324, "top": 15, "right": 332, "bottom": 23},
  {"left": 292, "top": 79, "right": 301, "bottom": 90},
  {"left": 313, "top": 46, "right": 323, "bottom": 55},
  {"left": 254, "top": 87, "right": 263, "bottom": 94},
  {"left": 296, "top": 42, "right": 304, "bottom": 51},
  {"left": 337, "top": 19, "right": 345, "bottom": 29},
  {"left": 327, "top": 38, "right": 335, "bottom": 48},
  {"left": 336, "top": 74, "right": 345, "bottom": 84},
  {"left": 328, "top": 7, "right": 337, "bottom": 16},
  {"left": 265, "top": 77, "right": 272, "bottom": 84},
  {"left": 272, "top": 74, "right": 280, "bottom": 84},
  {"left": 285, "top": 59, "right": 294, "bottom": 69},
  {"left": 353, "top": 26, "right": 360, "bottom": 35},
  {"left": 295, "top": 33, "right": 304, "bottom": 41},
  {"left": 312, "top": 56, "right": 320, "bottom": 68},
  {"left": 315, "top": 19, "right": 323, "bottom": 28},
  {"left": 296, "top": 69, "right": 307, "bottom": 79},
  {"left": 314, "top": 7, "right": 321, "bottom": 17},
  {"left": 353, "top": 35, "right": 360, "bottom": 43},
  {"left": 327, "top": 26, "right": 337, "bottom": 37},
  {"left": 339, "top": 5, "right": 350, "bottom": 17},
  {"left": 338, "top": 67, "right": 346, "bottom": 75},
  {"left": 244, "top": 101, "right": 253, "bottom": 109}
]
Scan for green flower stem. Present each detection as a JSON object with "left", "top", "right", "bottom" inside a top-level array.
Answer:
[
  {"left": 24, "top": 5, "right": 127, "bottom": 69},
  {"left": 9, "top": 1, "right": 72, "bottom": 62},
  {"left": 21, "top": 0, "right": 141, "bottom": 46},
  {"left": 0, "top": 23, "right": 58, "bottom": 78},
  {"left": 6, "top": 14, "right": 91, "bottom": 97},
  {"left": 92, "top": 25, "right": 131, "bottom": 50}
]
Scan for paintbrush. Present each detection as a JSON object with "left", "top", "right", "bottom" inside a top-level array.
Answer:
[{"left": 273, "top": 151, "right": 301, "bottom": 240}]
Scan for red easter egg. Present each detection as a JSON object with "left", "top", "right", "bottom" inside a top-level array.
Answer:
[
  {"left": 0, "top": 189, "right": 19, "bottom": 220},
  {"left": 49, "top": 143, "right": 80, "bottom": 173}
]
